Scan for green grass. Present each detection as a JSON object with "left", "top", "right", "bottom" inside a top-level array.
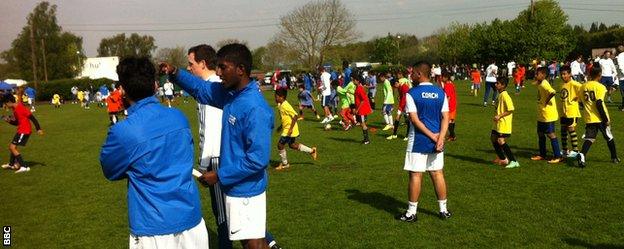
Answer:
[{"left": 1, "top": 80, "right": 623, "bottom": 248}]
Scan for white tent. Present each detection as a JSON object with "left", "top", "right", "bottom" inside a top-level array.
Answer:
[
  {"left": 3, "top": 79, "right": 28, "bottom": 87},
  {"left": 78, "top": 56, "right": 119, "bottom": 81}
]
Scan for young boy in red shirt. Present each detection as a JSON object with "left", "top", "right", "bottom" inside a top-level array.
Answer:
[
  {"left": 441, "top": 72, "right": 457, "bottom": 141},
  {"left": 1, "top": 94, "right": 44, "bottom": 173},
  {"left": 470, "top": 66, "right": 482, "bottom": 96},
  {"left": 353, "top": 73, "right": 372, "bottom": 144}
]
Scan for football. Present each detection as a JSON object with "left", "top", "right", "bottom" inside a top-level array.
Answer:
[{"left": 324, "top": 123, "right": 331, "bottom": 130}]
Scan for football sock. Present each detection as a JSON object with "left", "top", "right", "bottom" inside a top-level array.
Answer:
[
  {"left": 551, "top": 138, "right": 562, "bottom": 157},
  {"left": 392, "top": 120, "right": 400, "bottom": 135},
  {"left": 502, "top": 143, "right": 516, "bottom": 162},
  {"left": 438, "top": 199, "right": 448, "bottom": 213},
  {"left": 449, "top": 123, "right": 456, "bottom": 138},
  {"left": 363, "top": 128, "right": 369, "bottom": 141},
  {"left": 492, "top": 141, "right": 505, "bottom": 160},
  {"left": 383, "top": 114, "right": 390, "bottom": 125},
  {"left": 407, "top": 201, "right": 418, "bottom": 215},
  {"left": 299, "top": 110, "right": 304, "bottom": 116},
  {"left": 570, "top": 131, "right": 579, "bottom": 151},
  {"left": 15, "top": 154, "right": 24, "bottom": 167},
  {"left": 279, "top": 149, "right": 288, "bottom": 165},
  {"left": 538, "top": 135, "right": 547, "bottom": 157},
  {"left": 266, "top": 232, "right": 276, "bottom": 246},
  {"left": 9, "top": 153, "right": 15, "bottom": 166},
  {"left": 607, "top": 139, "right": 618, "bottom": 159},
  {"left": 299, "top": 144, "right": 313, "bottom": 153},
  {"left": 561, "top": 129, "right": 568, "bottom": 151},
  {"left": 581, "top": 140, "right": 592, "bottom": 155}
]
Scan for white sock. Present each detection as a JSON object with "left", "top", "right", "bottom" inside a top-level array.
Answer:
[
  {"left": 438, "top": 199, "right": 448, "bottom": 213},
  {"left": 383, "top": 114, "right": 389, "bottom": 125},
  {"left": 407, "top": 201, "right": 418, "bottom": 215},
  {"left": 299, "top": 144, "right": 313, "bottom": 153},
  {"left": 279, "top": 149, "right": 288, "bottom": 165}
]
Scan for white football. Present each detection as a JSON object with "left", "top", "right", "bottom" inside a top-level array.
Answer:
[{"left": 324, "top": 123, "right": 331, "bottom": 130}]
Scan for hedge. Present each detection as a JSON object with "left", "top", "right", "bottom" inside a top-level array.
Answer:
[{"left": 35, "top": 77, "right": 114, "bottom": 101}]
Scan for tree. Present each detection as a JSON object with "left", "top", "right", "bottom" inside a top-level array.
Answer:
[
  {"left": 0, "top": 1, "right": 85, "bottom": 82},
  {"left": 251, "top": 46, "right": 267, "bottom": 70},
  {"left": 370, "top": 36, "right": 399, "bottom": 64},
  {"left": 97, "top": 33, "right": 157, "bottom": 59},
  {"left": 273, "top": 0, "right": 359, "bottom": 69},
  {"left": 216, "top": 39, "right": 248, "bottom": 50},
  {"left": 514, "top": 0, "right": 574, "bottom": 62},
  {"left": 154, "top": 46, "right": 187, "bottom": 69}
]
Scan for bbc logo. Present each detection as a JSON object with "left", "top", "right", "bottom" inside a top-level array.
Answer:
[{"left": 3, "top": 226, "right": 10, "bottom": 247}]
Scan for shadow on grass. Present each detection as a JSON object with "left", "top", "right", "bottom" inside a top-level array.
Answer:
[
  {"left": 562, "top": 238, "right": 624, "bottom": 249},
  {"left": 24, "top": 161, "right": 46, "bottom": 167},
  {"left": 268, "top": 160, "right": 313, "bottom": 168},
  {"left": 344, "top": 189, "right": 438, "bottom": 218},
  {"left": 445, "top": 153, "right": 491, "bottom": 165},
  {"left": 327, "top": 137, "right": 360, "bottom": 143},
  {"left": 476, "top": 147, "right": 535, "bottom": 160}
]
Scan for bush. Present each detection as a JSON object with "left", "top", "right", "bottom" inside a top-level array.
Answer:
[{"left": 35, "top": 77, "right": 114, "bottom": 101}]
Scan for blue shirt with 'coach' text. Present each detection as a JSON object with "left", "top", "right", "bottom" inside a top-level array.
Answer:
[
  {"left": 172, "top": 69, "right": 274, "bottom": 198},
  {"left": 100, "top": 96, "right": 202, "bottom": 236},
  {"left": 405, "top": 83, "right": 447, "bottom": 153}
]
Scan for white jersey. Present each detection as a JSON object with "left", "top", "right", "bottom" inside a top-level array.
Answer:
[
  {"left": 198, "top": 74, "right": 223, "bottom": 168},
  {"left": 486, "top": 64, "right": 498, "bottom": 82},
  {"left": 617, "top": 52, "right": 624, "bottom": 81},
  {"left": 599, "top": 58, "right": 617, "bottom": 77},
  {"left": 507, "top": 61, "right": 516, "bottom": 76},
  {"left": 164, "top": 82, "right": 174, "bottom": 95},
  {"left": 321, "top": 72, "right": 331, "bottom": 96},
  {"left": 570, "top": 60, "right": 582, "bottom": 76}
]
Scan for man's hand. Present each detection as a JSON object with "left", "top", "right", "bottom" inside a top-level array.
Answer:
[
  {"left": 435, "top": 137, "right": 445, "bottom": 152},
  {"left": 158, "top": 62, "right": 176, "bottom": 75},
  {"left": 198, "top": 171, "right": 218, "bottom": 187},
  {"left": 493, "top": 115, "right": 500, "bottom": 122},
  {"left": 37, "top": 130, "right": 44, "bottom": 135}
]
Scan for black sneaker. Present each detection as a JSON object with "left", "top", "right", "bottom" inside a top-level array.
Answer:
[
  {"left": 439, "top": 211, "right": 452, "bottom": 220},
  {"left": 271, "top": 243, "right": 283, "bottom": 249},
  {"left": 612, "top": 158, "right": 621, "bottom": 164},
  {"left": 395, "top": 212, "right": 417, "bottom": 222},
  {"left": 577, "top": 153, "right": 586, "bottom": 168}
]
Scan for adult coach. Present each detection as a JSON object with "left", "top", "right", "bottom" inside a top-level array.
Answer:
[
  {"left": 183, "top": 44, "right": 281, "bottom": 249},
  {"left": 397, "top": 61, "right": 452, "bottom": 222},
  {"left": 100, "top": 57, "right": 208, "bottom": 248},
  {"left": 162, "top": 43, "right": 274, "bottom": 249},
  {"left": 320, "top": 66, "right": 334, "bottom": 124}
]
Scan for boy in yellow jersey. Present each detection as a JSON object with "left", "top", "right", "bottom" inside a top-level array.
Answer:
[
  {"left": 491, "top": 77, "right": 519, "bottom": 168},
  {"left": 577, "top": 64, "right": 619, "bottom": 167},
  {"left": 559, "top": 66, "right": 583, "bottom": 158},
  {"left": 531, "top": 67, "right": 564, "bottom": 163},
  {"left": 77, "top": 90, "right": 85, "bottom": 107},
  {"left": 52, "top": 93, "right": 61, "bottom": 108},
  {"left": 274, "top": 89, "right": 318, "bottom": 170}
]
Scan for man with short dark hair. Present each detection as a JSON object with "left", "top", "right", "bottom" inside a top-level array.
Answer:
[
  {"left": 100, "top": 57, "right": 208, "bottom": 248},
  {"left": 162, "top": 44, "right": 274, "bottom": 249},
  {"left": 397, "top": 61, "right": 452, "bottom": 222}
]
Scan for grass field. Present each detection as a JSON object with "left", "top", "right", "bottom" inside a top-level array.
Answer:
[{"left": 1, "top": 80, "right": 623, "bottom": 248}]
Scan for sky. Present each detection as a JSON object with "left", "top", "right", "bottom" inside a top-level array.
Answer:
[{"left": 0, "top": 0, "right": 623, "bottom": 58}]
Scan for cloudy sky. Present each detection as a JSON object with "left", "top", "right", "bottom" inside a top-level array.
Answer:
[{"left": 1, "top": 0, "right": 623, "bottom": 57}]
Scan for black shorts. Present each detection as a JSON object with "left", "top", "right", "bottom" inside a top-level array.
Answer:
[
  {"left": 584, "top": 123, "right": 614, "bottom": 141},
  {"left": 491, "top": 130, "right": 511, "bottom": 138},
  {"left": 560, "top": 117, "right": 578, "bottom": 127},
  {"left": 300, "top": 105, "right": 314, "bottom": 109},
  {"left": 165, "top": 94, "right": 174, "bottom": 100},
  {"left": 11, "top": 133, "right": 30, "bottom": 146},
  {"left": 278, "top": 136, "right": 297, "bottom": 145}
]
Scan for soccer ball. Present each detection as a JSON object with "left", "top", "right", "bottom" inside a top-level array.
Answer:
[{"left": 324, "top": 123, "right": 332, "bottom": 130}]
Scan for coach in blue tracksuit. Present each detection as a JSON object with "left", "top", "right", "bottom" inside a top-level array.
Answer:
[
  {"left": 100, "top": 57, "right": 208, "bottom": 248},
  {"left": 163, "top": 43, "right": 274, "bottom": 249}
]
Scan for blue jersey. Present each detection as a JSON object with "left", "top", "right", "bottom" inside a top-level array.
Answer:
[
  {"left": 405, "top": 83, "right": 448, "bottom": 153},
  {"left": 298, "top": 90, "right": 313, "bottom": 106},
  {"left": 99, "top": 85, "right": 109, "bottom": 96},
  {"left": 172, "top": 69, "right": 274, "bottom": 197},
  {"left": 25, "top": 87, "right": 36, "bottom": 98},
  {"left": 303, "top": 74, "right": 313, "bottom": 91},
  {"left": 343, "top": 67, "right": 352, "bottom": 87},
  {"left": 100, "top": 96, "right": 202, "bottom": 236}
]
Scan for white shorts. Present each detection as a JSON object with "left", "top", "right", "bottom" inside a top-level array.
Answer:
[
  {"left": 226, "top": 192, "right": 266, "bottom": 241},
  {"left": 404, "top": 152, "right": 444, "bottom": 172},
  {"left": 129, "top": 218, "right": 209, "bottom": 249}
]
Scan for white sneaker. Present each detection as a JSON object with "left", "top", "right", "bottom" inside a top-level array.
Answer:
[
  {"left": 321, "top": 117, "right": 329, "bottom": 124},
  {"left": 15, "top": 167, "right": 30, "bottom": 173},
  {"left": 330, "top": 115, "right": 337, "bottom": 121},
  {"left": 567, "top": 151, "right": 579, "bottom": 158},
  {"left": 403, "top": 137, "right": 409, "bottom": 141},
  {"left": 1, "top": 164, "right": 12, "bottom": 169}
]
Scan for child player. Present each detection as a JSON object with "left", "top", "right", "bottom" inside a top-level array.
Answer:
[
  {"left": 106, "top": 85, "right": 123, "bottom": 126},
  {"left": 274, "top": 89, "right": 318, "bottom": 170},
  {"left": 491, "top": 77, "right": 519, "bottom": 168},
  {"left": 531, "top": 67, "right": 564, "bottom": 164},
  {"left": 470, "top": 65, "right": 482, "bottom": 96},
  {"left": 441, "top": 71, "right": 457, "bottom": 141},
  {"left": 336, "top": 80, "right": 356, "bottom": 130},
  {"left": 559, "top": 66, "right": 582, "bottom": 158},
  {"left": 0, "top": 95, "right": 44, "bottom": 173},
  {"left": 388, "top": 71, "right": 411, "bottom": 140},
  {"left": 381, "top": 73, "right": 395, "bottom": 131},
  {"left": 297, "top": 84, "right": 320, "bottom": 120},
  {"left": 52, "top": 93, "right": 61, "bottom": 108},
  {"left": 577, "top": 64, "right": 619, "bottom": 167},
  {"left": 353, "top": 73, "right": 372, "bottom": 144}
]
